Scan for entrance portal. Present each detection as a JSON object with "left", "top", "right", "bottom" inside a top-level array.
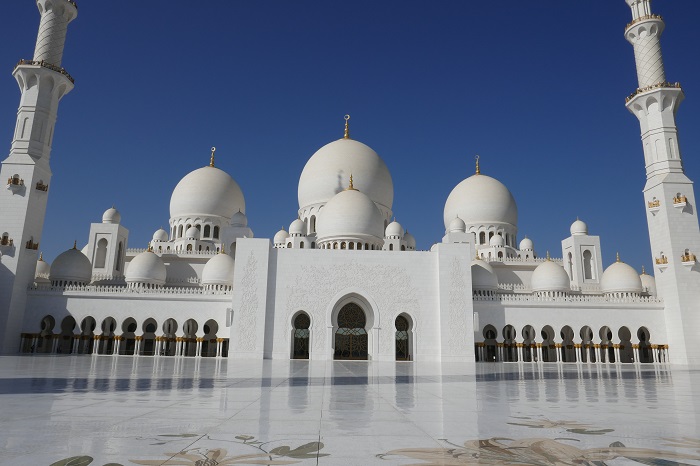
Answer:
[
  {"left": 395, "top": 315, "right": 410, "bottom": 361},
  {"left": 293, "top": 313, "right": 310, "bottom": 359},
  {"left": 334, "top": 303, "right": 368, "bottom": 360}
]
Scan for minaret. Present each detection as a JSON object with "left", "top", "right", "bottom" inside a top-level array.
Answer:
[
  {"left": 0, "top": 0, "right": 77, "bottom": 352},
  {"left": 624, "top": 0, "right": 700, "bottom": 364}
]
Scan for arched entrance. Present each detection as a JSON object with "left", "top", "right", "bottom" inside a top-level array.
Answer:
[
  {"left": 292, "top": 313, "right": 311, "bottom": 359},
  {"left": 395, "top": 315, "right": 411, "bottom": 361},
  {"left": 334, "top": 303, "right": 368, "bottom": 360}
]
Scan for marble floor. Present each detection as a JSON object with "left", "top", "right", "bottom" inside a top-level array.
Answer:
[{"left": 1, "top": 357, "right": 700, "bottom": 465}]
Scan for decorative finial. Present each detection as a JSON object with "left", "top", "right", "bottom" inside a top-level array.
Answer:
[
  {"left": 546, "top": 250, "right": 550, "bottom": 261},
  {"left": 72, "top": 240, "right": 77, "bottom": 250},
  {"left": 220, "top": 244, "right": 226, "bottom": 254},
  {"left": 343, "top": 115, "right": 350, "bottom": 139},
  {"left": 642, "top": 265, "right": 646, "bottom": 275},
  {"left": 210, "top": 147, "right": 216, "bottom": 167},
  {"left": 475, "top": 155, "right": 481, "bottom": 175},
  {"left": 147, "top": 242, "right": 153, "bottom": 252},
  {"left": 346, "top": 173, "right": 357, "bottom": 191},
  {"left": 616, "top": 252, "right": 621, "bottom": 262},
  {"left": 39, "top": 252, "right": 44, "bottom": 261}
]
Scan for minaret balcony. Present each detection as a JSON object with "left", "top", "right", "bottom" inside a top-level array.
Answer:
[
  {"left": 6, "top": 176, "right": 24, "bottom": 194},
  {"left": 673, "top": 195, "right": 687, "bottom": 208},
  {"left": 626, "top": 82, "right": 681, "bottom": 103},
  {"left": 647, "top": 199, "right": 661, "bottom": 214},
  {"left": 14, "top": 59, "right": 75, "bottom": 84},
  {"left": 0, "top": 236, "right": 14, "bottom": 248},
  {"left": 625, "top": 14, "right": 663, "bottom": 31},
  {"left": 35, "top": 181, "right": 49, "bottom": 192},
  {"left": 681, "top": 252, "right": 697, "bottom": 268},
  {"left": 25, "top": 240, "right": 39, "bottom": 251}
]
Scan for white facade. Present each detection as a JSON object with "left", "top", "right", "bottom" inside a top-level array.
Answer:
[{"left": 0, "top": 0, "right": 698, "bottom": 364}]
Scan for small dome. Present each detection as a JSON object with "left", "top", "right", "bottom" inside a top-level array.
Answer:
[
  {"left": 444, "top": 173, "right": 518, "bottom": 230},
  {"left": 289, "top": 219, "right": 305, "bottom": 236},
  {"left": 472, "top": 259, "right": 499, "bottom": 291},
  {"left": 152, "top": 228, "right": 169, "bottom": 242},
  {"left": 185, "top": 227, "right": 200, "bottom": 239},
  {"left": 298, "top": 137, "right": 394, "bottom": 212},
  {"left": 231, "top": 210, "right": 248, "bottom": 227},
  {"left": 640, "top": 268, "right": 657, "bottom": 296},
  {"left": 601, "top": 257, "right": 643, "bottom": 294},
  {"left": 448, "top": 216, "right": 466, "bottom": 233},
  {"left": 316, "top": 187, "right": 384, "bottom": 242},
  {"left": 404, "top": 231, "right": 416, "bottom": 249},
  {"left": 35, "top": 254, "right": 51, "bottom": 283},
  {"left": 570, "top": 218, "right": 588, "bottom": 236},
  {"left": 274, "top": 228, "right": 289, "bottom": 245},
  {"left": 170, "top": 165, "right": 245, "bottom": 220},
  {"left": 531, "top": 260, "right": 570, "bottom": 293},
  {"left": 50, "top": 246, "right": 92, "bottom": 284},
  {"left": 125, "top": 250, "right": 166, "bottom": 285},
  {"left": 519, "top": 237, "right": 534, "bottom": 251},
  {"left": 385, "top": 220, "right": 404, "bottom": 238},
  {"left": 489, "top": 234, "right": 505, "bottom": 247},
  {"left": 102, "top": 207, "right": 121, "bottom": 224},
  {"left": 202, "top": 252, "right": 235, "bottom": 286}
]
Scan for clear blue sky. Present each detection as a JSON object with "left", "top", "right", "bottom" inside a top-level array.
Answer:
[{"left": 1, "top": 1, "right": 700, "bottom": 274}]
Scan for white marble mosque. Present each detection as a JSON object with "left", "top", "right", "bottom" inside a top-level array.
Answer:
[{"left": 0, "top": 0, "right": 699, "bottom": 368}]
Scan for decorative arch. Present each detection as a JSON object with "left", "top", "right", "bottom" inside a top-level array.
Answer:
[
  {"left": 329, "top": 292, "right": 378, "bottom": 360},
  {"left": 120, "top": 317, "right": 138, "bottom": 355},
  {"left": 37, "top": 315, "right": 55, "bottom": 354},
  {"left": 202, "top": 319, "right": 218, "bottom": 357},
  {"left": 560, "top": 325, "right": 576, "bottom": 362},
  {"left": 291, "top": 311, "right": 311, "bottom": 360},
  {"left": 140, "top": 318, "right": 158, "bottom": 356},
  {"left": 580, "top": 325, "right": 595, "bottom": 363},
  {"left": 98, "top": 317, "right": 117, "bottom": 355},
  {"left": 521, "top": 325, "right": 536, "bottom": 362},
  {"left": 395, "top": 313, "right": 414, "bottom": 361}
]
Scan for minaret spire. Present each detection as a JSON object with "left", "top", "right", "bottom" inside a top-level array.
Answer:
[
  {"left": 343, "top": 115, "right": 350, "bottom": 139},
  {"left": 624, "top": 0, "right": 700, "bottom": 365},
  {"left": 0, "top": 0, "right": 77, "bottom": 352}
]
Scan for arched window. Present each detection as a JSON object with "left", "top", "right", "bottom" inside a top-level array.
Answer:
[
  {"left": 203, "top": 225, "right": 211, "bottom": 237},
  {"left": 567, "top": 252, "right": 573, "bottom": 279},
  {"left": 178, "top": 225, "right": 184, "bottom": 238},
  {"left": 479, "top": 232, "right": 486, "bottom": 244},
  {"left": 287, "top": 242, "right": 292, "bottom": 248},
  {"left": 583, "top": 250, "right": 593, "bottom": 280},
  {"left": 401, "top": 245, "right": 406, "bottom": 251},
  {"left": 116, "top": 242, "right": 123, "bottom": 272},
  {"left": 213, "top": 226, "right": 220, "bottom": 239},
  {"left": 300, "top": 241, "right": 305, "bottom": 249},
  {"left": 309, "top": 215, "right": 316, "bottom": 234},
  {"left": 94, "top": 238, "right": 108, "bottom": 269},
  {"left": 293, "top": 313, "right": 311, "bottom": 359},
  {"left": 196, "top": 224, "right": 201, "bottom": 231},
  {"left": 187, "top": 244, "right": 193, "bottom": 252},
  {"left": 389, "top": 244, "right": 394, "bottom": 251}
]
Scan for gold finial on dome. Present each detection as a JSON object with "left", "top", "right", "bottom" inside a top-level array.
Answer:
[
  {"left": 210, "top": 147, "right": 216, "bottom": 167},
  {"left": 220, "top": 244, "right": 226, "bottom": 254},
  {"left": 346, "top": 173, "right": 357, "bottom": 191},
  {"left": 72, "top": 240, "right": 77, "bottom": 250},
  {"left": 641, "top": 265, "right": 646, "bottom": 275},
  {"left": 616, "top": 252, "right": 621, "bottom": 262},
  {"left": 546, "top": 250, "right": 550, "bottom": 261},
  {"left": 39, "top": 252, "right": 44, "bottom": 261},
  {"left": 475, "top": 155, "right": 481, "bottom": 175},
  {"left": 147, "top": 242, "right": 153, "bottom": 252},
  {"left": 343, "top": 114, "right": 350, "bottom": 139}
]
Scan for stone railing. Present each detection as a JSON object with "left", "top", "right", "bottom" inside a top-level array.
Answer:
[
  {"left": 626, "top": 81, "right": 681, "bottom": 103},
  {"left": 474, "top": 292, "right": 662, "bottom": 305},
  {"left": 497, "top": 283, "right": 531, "bottom": 292},
  {"left": 625, "top": 14, "right": 663, "bottom": 31},
  {"left": 29, "top": 283, "right": 231, "bottom": 296},
  {"left": 501, "top": 256, "right": 562, "bottom": 264},
  {"left": 126, "top": 248, "right": 217, "bottom": 257},
  {"left": 15, "top": 59, "right": 75, "bottom": 84}
]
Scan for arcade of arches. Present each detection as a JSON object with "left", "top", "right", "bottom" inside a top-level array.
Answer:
[{"left": 476, "top": 324, "right": 667, "bottom": 364}]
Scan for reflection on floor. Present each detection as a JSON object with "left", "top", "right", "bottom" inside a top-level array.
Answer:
[{"left": 0, "top": 356, "right": 699, "bottom": 465}]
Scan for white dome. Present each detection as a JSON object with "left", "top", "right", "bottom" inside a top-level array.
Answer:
[
  {"left": 640, "top": 268, "right": 657, "bottom": 296},
  {"left": 490, "top": 234, "right": 505, "bottom": 247},
  {"left": 471, "top": 259, "right": 499, "bottom": 291},
  {"left": 404, "top": 231, "right": 416, "bottom": 249},
  {"left": 316, "top": 187, "right": 385, "bottom": 242},
  {"left": 601, "top": 258, "right": 643, "bottom": 294},
  {"left": 202, "top": 252, "right": 235, "bottom": 286},
  {"left": 444, "top": 174, "right": 518, "bottom": 230},
  {"left": 35, "top": 255, "right": 51, "bottom": 283},
  {"left": 289, "top": 219, "right": 305, "bottom": 236},
  {"left": 531, "top": 260, "right": 570, "bottom": 293},
  {"left": 185, "top": 227, "right": 200, "bottom": 239},
  {"left": 570, "top": 218, "right": 588, "bottom": 236},
  {"left": 385, "top": 220, "right": 404, "bottom": 238},
  {"left": 152, "top": 228, "right": 169, "bottom": 242},
  {"left": 102, "top": 207, "right": 121, "bottom": 224},
  {"left": 274, "top": 228, "right": 289, "bottom": 245},
  {"left": 448, "top": 216, "right": 466, "bottom": 233},
  {"left": 50, "top": 246, "right": 92, "bottom": 284},
  {"left": 298, "top": 138, "right": 393, "bottom": 211},
  {"left": 170, "top": 166, "right": 245, "bottom": 220},
  {"left": 231, "top": 210, "right": 248, "bottom": 227},
  {"left": 125, "top": 250, "right": 166, "bottom": 285},
  {"left": 519, "top": 237, "right": 534, "bottom": 251}
]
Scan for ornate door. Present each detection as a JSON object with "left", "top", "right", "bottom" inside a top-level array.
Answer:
[
  {"left": 293, "top": 313, "right": 310, "bottom": 359},
  {"left": 395, "top": 315, "right": 410, "bottom": 361},
  {"left": 334, "top": 303, "right": 368, "bottom": 360}
]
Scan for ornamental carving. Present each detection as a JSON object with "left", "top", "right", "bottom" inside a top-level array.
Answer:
[
  {"left": 238, "top": 252, "right": 258, "bottom": 351},
  {"left": 285, "top": 261, "right": 420, "bottom": 356},
  {"left": 448, "top": 257, "right": 470, "bottom": 354}
]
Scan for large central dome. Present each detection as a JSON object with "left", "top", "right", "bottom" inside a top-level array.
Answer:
[
  {"left": 298, "top": 138, "right": 394, "bottom": 212},
  {"left": 170, "top": 166, "right": 245, "bottom": 220}
]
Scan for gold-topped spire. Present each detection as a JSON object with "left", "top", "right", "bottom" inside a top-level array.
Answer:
[
  {"left": 642, "top": 265, "right": 646, "bottom": 275},
  {"left": 220, "top": 244, "right": 226, "bottom": 254},
  {"left": 546, "top": 250, "right": 550, "bottom": 261},
  {"left": 72, "top": 240, "right": 77, "bottom": 250},
  {"left": 475, "top": 155, "right": 481, "bottom": 175},
  {"left": 147, "top": 242, "right": 153, "bottom": 252},
  {"left": 209, "top": 147, "right": 216, "bottom": 167},
  {"left": 616, "top": 252, "right": 621, "bottom": 262},
  {"left": 39, "top": 252, "right": 44, "bottom": 261},
  {"left": 346, "top": 173, "right": 357, "bottom": 191},
  {"left": 343, "top": 115, "right": 350, "bottom": 139}
]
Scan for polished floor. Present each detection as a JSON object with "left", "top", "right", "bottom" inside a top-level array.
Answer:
[{"left": 2, "top": 356, "right": 700, "bottom": 465}]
